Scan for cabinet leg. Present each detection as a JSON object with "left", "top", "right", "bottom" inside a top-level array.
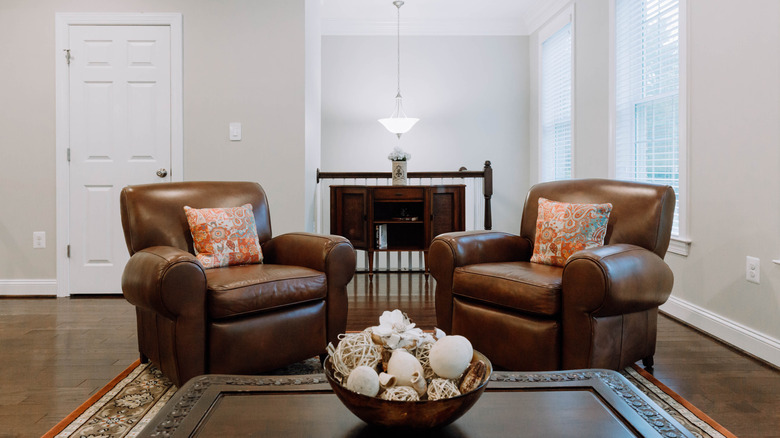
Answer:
[{"left": 367, "top": 250, "right": 374, "bottom": 281}]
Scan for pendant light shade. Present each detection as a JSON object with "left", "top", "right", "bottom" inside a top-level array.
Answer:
[
  {"left": 378, "top": 116, "right": 419, "bottom": 136},
  {"left": 378, "top": 96, "right": 419, "bottom": 135},
  {"left": 378, "top": 1, "right": 418, "bottom": 137}
]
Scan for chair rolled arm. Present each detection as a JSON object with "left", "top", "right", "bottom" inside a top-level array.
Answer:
[
  {"left": 121, "top": 246, "right": 208, "bottom": 320},
  {"left": 562, "top": 244, "right": 674, "bottom": 316},
  {"left": 262, "top": 232, "right": 356, "bottom": 345},
  {"left": 429, "top": 231, "right": 532, "bottom": 333},
  {"left": 263, "top": 233, "right": 356, "bottom": 277},
  {"left": 430, "top": 231, "right": 532, "bottom": 271}
]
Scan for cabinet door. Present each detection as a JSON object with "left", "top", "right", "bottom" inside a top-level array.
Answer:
[
  {"left": 429, "top": 186, "right": 465, "bottom": 243},
  {"left": 330, "top": 187, "right": 369, "bottom": 249}
]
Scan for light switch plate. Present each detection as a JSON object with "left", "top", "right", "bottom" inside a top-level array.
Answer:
[{"left": 229, "top": 122, "right": 241, "bottom": 141}]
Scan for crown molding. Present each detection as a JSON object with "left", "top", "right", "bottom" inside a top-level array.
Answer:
[
  {"left": 322, "top": 18, "right": 528, "bottom": 36},
  {"left": 523, "top": 0, "right": 572, "bottom": 35}
]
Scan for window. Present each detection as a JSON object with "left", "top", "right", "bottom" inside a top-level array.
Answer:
[
  {"left": 614, "top": 0, "right": 686, "bottom": 242},
  {"left": 540, "top": 16, "right": 573, "bottom": 182}
]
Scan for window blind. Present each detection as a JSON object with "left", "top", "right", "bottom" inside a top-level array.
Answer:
[
  {"left": 615, "top": 0, "right": 680, "bottom": 234},
  {"left": 540, "top": 22, "right": 573, "bottom": 182}
]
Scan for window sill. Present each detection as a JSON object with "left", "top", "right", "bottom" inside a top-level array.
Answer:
[{"left": 667, "top": 237, "right": 691, "bottom": 257}]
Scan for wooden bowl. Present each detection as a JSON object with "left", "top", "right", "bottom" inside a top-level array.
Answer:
[{"left": 324, "top": 351, "right": 492, "bottom": 429}]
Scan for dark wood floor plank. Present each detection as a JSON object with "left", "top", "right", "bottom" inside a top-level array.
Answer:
[{"left": 0, "top": 273, "right": 778, "bottom": 437}]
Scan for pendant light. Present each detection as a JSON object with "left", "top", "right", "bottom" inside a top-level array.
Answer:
[{"left": 378, "top": 0, "right": 419, "bottom": 138}]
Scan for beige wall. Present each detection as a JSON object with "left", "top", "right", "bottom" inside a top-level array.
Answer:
[
  {"left": 0, "top": 0, "right": 311, "bottom": 281},
  {"left": 304, "top": 0, "right": 322, "bottom": 233},
  {"left": 665, "top": 0, "right": 780, "bottom": 353},
  {"left": 531, "top": 0, "right": 780, "bottom": 362}
]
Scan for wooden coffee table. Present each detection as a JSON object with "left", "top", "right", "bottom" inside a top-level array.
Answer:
[{"left": 139, "top": 370, "right": 693, "bottom": 437}]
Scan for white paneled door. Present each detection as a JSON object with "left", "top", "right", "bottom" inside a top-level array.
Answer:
[{"left": 68, "top": 25, "right": 172, "bottom": 294}]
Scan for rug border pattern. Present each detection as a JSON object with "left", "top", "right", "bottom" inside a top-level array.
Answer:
[
  {"left": 627, "top": 365, "right": 737, "bottom": 438},
  {"left": 47, "top": 361, "right": 737, "bottom": 438},
  {"left": 42, "top": 359, "right": 141, "bottom": 438}
]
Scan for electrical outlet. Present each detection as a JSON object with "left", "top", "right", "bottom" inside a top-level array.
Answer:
[
  {"left": 746, "top": 256, "right": 760, "bottom": 284},
  {"left": 33, "top": 231, "right": 46, "bottom": 249}
]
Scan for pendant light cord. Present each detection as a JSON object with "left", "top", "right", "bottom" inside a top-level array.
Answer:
[
  {"left": 378, "top": 0, "right": 418, "bottom": 136},
  {"left": 395, "top": 1, "right": 402, "bottom": 97}
]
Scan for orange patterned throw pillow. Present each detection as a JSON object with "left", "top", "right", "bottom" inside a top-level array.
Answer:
[
  {"left": 530, "top": 197, "right": 612, "bottom": 267},
  {"left": 183, "top": 203, "right": 263, "bottom": 269}
]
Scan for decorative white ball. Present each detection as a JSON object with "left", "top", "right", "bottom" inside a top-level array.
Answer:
[
  {"left": 346, "top": 365, "right": 380, "bottom": 397},
  {"left": 429, "top": 335, "right": 474, "bottom": 379},
  {"left": 386, "top": 349, "right": 424, "bottom": 387}
]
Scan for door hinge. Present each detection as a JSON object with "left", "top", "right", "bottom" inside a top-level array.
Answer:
[
  {"left": 66, "top": 245, "right": 71, "bottom": 258},
  {"left": 63, "top": 49, "right": 71, "bottom": 65},
  {"left": 67, "top": 148, "right": 71, "bottom": 162}
]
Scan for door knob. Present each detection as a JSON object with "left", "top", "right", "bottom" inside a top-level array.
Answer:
[{"left": 156, "top": 168, "right": 168, "bottom": 178}]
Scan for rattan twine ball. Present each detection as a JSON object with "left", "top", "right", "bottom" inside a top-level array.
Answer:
[
  {"left": 379, "top": 386, "right": 420, "bottom": 401},
  {"left": 330, "top": 330, "right": 381, "bottom": 380},
  {"left": 427, "top": 378, "right": 461, "bottom": 401},
  {"left": 415, "top": 341, "right": 435, "bottom": 380}
]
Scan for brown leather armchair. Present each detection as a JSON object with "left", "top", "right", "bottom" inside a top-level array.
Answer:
[
  {"left": 429, "top": 179, "right": 675, "bottom": 371},
  {"left": 120, "top": 181, "right": 356, "bottom": 386}
]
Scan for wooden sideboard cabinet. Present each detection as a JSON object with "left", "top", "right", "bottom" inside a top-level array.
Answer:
[{"left": 330, "top": 185, "right": 465, "bottom": 276}]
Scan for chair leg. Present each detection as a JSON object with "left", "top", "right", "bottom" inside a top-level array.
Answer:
[
  {"left": 641, "top": 355, "right": 654, "bottom": 370},
  {"left": 140, "top": 352, "right": 149, "bottom": 363}
]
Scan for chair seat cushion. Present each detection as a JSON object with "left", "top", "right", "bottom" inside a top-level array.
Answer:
[
  {"left": 206, "top": 264, "right": 326, "bottom": 320},
  {"left": 453, "top": 262, "right": 563, "bottom": 317}
]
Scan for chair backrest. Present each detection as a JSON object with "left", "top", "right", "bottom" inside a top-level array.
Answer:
[
  {"left": 120, "top": 181, "right": 272, "bottom": 257},
  {"left": 520, "top": 179, "right": 675, "bottom": 259}
]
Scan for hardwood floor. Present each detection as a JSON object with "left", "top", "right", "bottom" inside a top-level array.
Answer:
[
  {"left": 1, "top": 273, "right": 777, "bottom": 437},
  {"left": 0, "top": 296, "right": 138, "bottom": 438}
]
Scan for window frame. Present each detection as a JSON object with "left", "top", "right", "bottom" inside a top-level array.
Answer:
[
  {"left": 537, "top": 6, "right": 575, "bottom": 183},
  {"left": 609, "top": 0, "right": 690, "bottom": 255}
]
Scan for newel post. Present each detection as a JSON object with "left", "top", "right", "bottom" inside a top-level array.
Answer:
[{"left": 483, "top": 161, "right": 493, "bottom": 230}]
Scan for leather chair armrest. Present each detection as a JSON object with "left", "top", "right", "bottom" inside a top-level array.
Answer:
[
  {"left": 430, "top": 231, "right": 532, "bottom": 270},
  {"left": 429, "top": 231, "right": 532, "bottom": 333},
  {"left": 262, "top": 233, "right": 354, "bottom": 274},
  {"left": 562, "top": 243, "right": 674, "bottom": 316},
  {"left": 561, "top": 244, "right": 673, "bottom": 369},
  {"left": 262, "top": 232, "right": 356, "bottom": 344},
  {"left": 121, "top": 246, "right": 208, "bottom": 320}
]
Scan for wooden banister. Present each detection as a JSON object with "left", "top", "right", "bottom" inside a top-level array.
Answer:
[{"left": 317, "top": 161, "right": 493, "bottom": 231}]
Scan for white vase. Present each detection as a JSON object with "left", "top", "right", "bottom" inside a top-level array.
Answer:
[{"left": 392, "top": 161, "right": 407, "bottom": 186}]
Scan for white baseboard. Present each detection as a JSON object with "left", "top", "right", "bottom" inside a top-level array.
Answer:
[
  {"left": 660, "top": 296, "right": 780, "bottom": 368},
  {"left": 0, "top": 279, "right": 58, "bottom": 296}
]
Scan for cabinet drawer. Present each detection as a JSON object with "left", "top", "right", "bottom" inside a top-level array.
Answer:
[{"left": 373, "top": 187, "right": 424, "bottom": 200}]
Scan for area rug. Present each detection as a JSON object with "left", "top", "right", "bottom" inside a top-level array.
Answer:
[
  {"left": 621, "top": 365, "right": 736, "bottom": 438},
  {"left": 44, "top": 361, "right": 734, "bottom": 438},
  {"left": 42, "top": 358, "right": 323, "bottom": 438}
]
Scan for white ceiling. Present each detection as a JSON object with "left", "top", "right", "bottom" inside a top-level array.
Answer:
[{"left": 321, "top": 0, "right": 570, "bottom": 36}]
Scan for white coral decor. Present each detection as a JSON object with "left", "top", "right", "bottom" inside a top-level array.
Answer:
[
  {"left": 371, "top": 309, "right": 424, "bottom": 350},
  {"left": 387, "top": 146, "right": 411, "bottom": 161}
]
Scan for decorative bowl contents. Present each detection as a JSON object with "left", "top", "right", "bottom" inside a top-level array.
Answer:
[{"left": 324, "top": 310, "right": 492, "bottom": 429}]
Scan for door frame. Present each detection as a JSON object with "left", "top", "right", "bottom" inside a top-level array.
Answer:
[{"left": 55, "top": 13, "right": 183, "bottom": 297}]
